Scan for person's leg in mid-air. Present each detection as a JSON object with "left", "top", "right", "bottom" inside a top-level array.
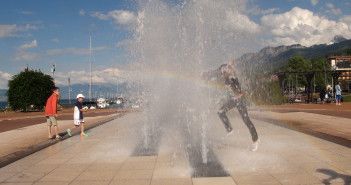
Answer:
[
  {"left": 236, "top": 98, "right": 258, "bottom": 142},
  {"left": 236, "top": 98, "right": 259, "bottom": 151},
  {"left": 217, "top": 98, "right": 236, "bottom": 134}
]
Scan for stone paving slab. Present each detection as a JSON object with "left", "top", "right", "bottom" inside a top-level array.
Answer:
[
  {"left": 250, "top": 111, "right": 351, "bottom": 147},
  {"left": 0, "top": 113, "right": 120, "bottom": 167},
  {"left": 0, "top": 111, "right": 351, "bottom": 185}
]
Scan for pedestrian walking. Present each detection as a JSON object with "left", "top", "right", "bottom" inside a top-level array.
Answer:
[
  {"left": 319, "top": 89, "right": 326, "bottom": 104},
  {"left": 67, "top": 94, "right": 88, "bottom": 137},
  {"left": 45, "top": 87, "right": 62, "bottom": 140},
  {"left": 335, "top": 82, "right": 342, "bottom": 106}
]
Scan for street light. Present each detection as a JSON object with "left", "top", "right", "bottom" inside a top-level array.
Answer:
[
  {"left": 68, "top": 77, "right": 72, "bottom": 104},
  {"left": 51, "top": 64, "right": 56, "bottom": 84}
]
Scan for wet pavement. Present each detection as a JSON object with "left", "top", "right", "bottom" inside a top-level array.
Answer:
[{"left": 0, "top": 111, "right": 351, "bottom": 185}]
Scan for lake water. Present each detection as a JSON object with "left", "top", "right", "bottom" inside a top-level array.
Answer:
[
  {"left": 0, "top": 99, "right": 125, "bottom": 110},
  {"left": 0, "top": 101, "right": 7, "bottom": 109}
]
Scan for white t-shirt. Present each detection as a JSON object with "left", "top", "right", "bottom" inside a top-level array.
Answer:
[{"left": 74, "top": 101, "right": 83, "bottom": 120}]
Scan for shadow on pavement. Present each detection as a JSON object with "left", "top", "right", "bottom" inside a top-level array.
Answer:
[{"left": 317, "top": 168, "right": 351, "bottom": 185}]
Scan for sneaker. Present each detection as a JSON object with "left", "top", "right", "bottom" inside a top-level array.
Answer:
[
  {"left": 226, "top": 130, "right": 234, "bottom": 137},
  {"left": 67, "top": 129, "right": 71, "bottom": 136},
  {"left": 251, "top": 139, "right": 260, "bottom": 152},
  {"left": 55, "top": 135, "right": 63, "bottom": 140},
  {"left": 81, "top": 133, "right": 88, "bottom": 137},
  {"left": 48, "top": 136, "right": 54, "bottom": 140}
]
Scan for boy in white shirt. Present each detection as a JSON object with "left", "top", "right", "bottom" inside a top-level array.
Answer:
[{"left": 67, "top": 94, "right": 88, "bottom": 137}]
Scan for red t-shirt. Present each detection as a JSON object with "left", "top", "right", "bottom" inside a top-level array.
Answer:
[{"left": 45, "top": 93, "right": 57, "bottom": 116}]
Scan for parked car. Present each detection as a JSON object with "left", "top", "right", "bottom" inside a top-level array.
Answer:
[{"left": 83, "top": 101, "right": 97, "bottom": 109}]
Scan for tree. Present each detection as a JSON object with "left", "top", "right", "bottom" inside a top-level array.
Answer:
[
  {"left": 311, "top": 58, "right": 331, "bottom": 91},
  {"left": 7, "top": 70, "right": 55, "bottom": 111},
  {"left": 346, "top": 47, "right": 351, "bottom": 56},
  {"left": 286, "top": 56, "right": 312, "bottom": 88}
]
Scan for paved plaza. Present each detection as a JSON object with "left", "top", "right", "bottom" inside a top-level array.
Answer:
[{"left": 0, "top": 111, "right": 351, "bottom": 185}]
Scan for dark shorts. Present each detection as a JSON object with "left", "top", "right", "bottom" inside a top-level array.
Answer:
[{"left": 336, "top": 95, "right": 342, "bottom": 100}]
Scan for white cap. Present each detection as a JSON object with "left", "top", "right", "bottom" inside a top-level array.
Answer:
[{"left": 76, "top": 94, "right": 85, "bottom": 99}]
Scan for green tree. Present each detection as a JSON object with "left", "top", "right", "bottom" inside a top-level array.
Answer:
[
  {"left": 7, "top": 70, "right": 55, "bottom": 111},
  {"left": 311, "top": 58, "right": 331, "bottom": 91},
  {"left": 267, "top": 80, "right": 284, "bottom": 105},
  {"left": 346, "top": 47, "right": 351, "bottom": 56},
  {"left": 286, "top": 56, "right": 312, "bottom": 88}
]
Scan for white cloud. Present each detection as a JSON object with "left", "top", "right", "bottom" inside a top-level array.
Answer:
[
  {"left": 311, "top": 0, "right": 318, "bottom": 6},
  {"left": 21, "top": 11, "right": 33, "bottom": 15},
  {"left": 15, "top": 40, "right": 39, "bottom": 61},
  {"left": 115, "top": 39, "right": 133, "bottom": 48},
  {"left": 79, "top": 9, "right": 85, "bottom": 16},
  {"left": 0, "top": 24, "right": 38, "bottom": 37},
  {"left": 52, "top": 38, "right": 60, "bottom": 43},
  {"left": 90, "top": 10, "right": 137, "bottom": 26},
  {"left": 260, "top": 7, "right": 351, "bottom": 46},
  {"left": 45, "top": 46, "right": 108, "bottom": 56},
  {"left": 0, "top": 25, "right": 18, "bottom": 37},
  {"left": 54, "top": 67, "right": 129, "bottom": 86},
  {"left": 14, "top": 52, "right": 39, "bottom": 61},
  {"left": 260, "top": 8, "right": 280, "bottom": 15},
  {"left": 340, "top": 15, "right": 351, "bottom": 31},
  {"left": 90, "top": 12, "right": 109, "bottom": 20},
  {"left": 14, "top": 46, "right": 109, "bottom": 61},
  {"left": 0, "top": 71, "right": 12, "bottom": 89},
  {"left": 325, "top": 3, "right": 342, "bottom": 15},
  {"left": 19, "top": 40, "right": 38, "bottom": 50},
  {"left": 225, "top": 10, "right": 260, "bottom": 35},
  {"left": 326, "top": 3, "right": 334, "bottom": 9},
  {"left": 328, "top": 9, "right": 342, "bottom": 15}
]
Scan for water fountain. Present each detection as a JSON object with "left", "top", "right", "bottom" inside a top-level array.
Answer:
[{"left": 128, "top": 0, "right": 260, "bottom": 177}]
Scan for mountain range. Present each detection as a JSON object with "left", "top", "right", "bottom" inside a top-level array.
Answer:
[
  {"left": 0, "top": 90, "right": 6, "bottom": 101},
  {"left": 0, "top": 83, "right": 130, "bottom": 102},
  {"left": 238, "top": 35, "right": 351, "bottom": 71},
  {"left": 58, "top": 83, "right": 130, "bottom": 100}
]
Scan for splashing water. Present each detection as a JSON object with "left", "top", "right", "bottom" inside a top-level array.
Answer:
[{"left": 129, "top": 0, "right": 259, "bottom": 164}]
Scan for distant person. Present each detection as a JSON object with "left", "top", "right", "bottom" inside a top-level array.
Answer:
[
  {"left": 45, "top": 87, "right": 62, "bottom": 140},
  {"left": 335, "top": 82, "right": 342, "bottom": 105},
  {"left": 289, "top": 93, "right": 295, "bottom": 104},
  {"left": 67, "top": 94, "right": 88, "bottom": 137},
  {"left": 217, "top": 59, "right": 259, "bottom": 151},
  {"left": 319, "top": 89, "right": 326, "bottom": 104},
  {"left": 326, "top": 86, "right": 332, "bottom": 103}
]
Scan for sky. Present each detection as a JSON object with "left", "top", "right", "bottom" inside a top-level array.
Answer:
[{"left": 0, "top": 0, "right": 351, "bottom": 89}]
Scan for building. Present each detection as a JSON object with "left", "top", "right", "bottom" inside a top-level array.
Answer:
[{"left": 327, "top": 56, "right": 351, "bottom": 90}]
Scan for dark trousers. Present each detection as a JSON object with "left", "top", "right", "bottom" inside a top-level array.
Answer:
[{"left": 217, "top": 97, "right": 258, "bottom": 142}]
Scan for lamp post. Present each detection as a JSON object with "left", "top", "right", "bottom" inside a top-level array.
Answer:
[
  {"left": 51, "top": 64, "right": 56, "bottom": 84},
  {"left": 68, "top": 77, "right": 72, "bottom": 104}
]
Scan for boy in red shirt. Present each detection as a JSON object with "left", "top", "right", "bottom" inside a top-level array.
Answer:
[{"left": 45, "top": 87, "right": 62, "bottom": 140}]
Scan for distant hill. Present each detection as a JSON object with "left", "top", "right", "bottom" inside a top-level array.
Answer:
[
  {"left": 59, "top": 83, "right": 130, "bottom": 100},
  {"left": 238, "top": 39, "right": 351, "bottom": 71},
  {"left": 0, "top": 89, "right": 6, "bottom": 101},
  {"left": 0, "top": 83, "right": 131, "bottom": 105}
]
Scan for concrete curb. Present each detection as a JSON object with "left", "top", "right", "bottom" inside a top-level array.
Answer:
[
  {"left": 0, "top": 113, "right": 125, "bottom": 168},
  {"left": 251, "top": 114, "right": 351, "bottom": 148}
]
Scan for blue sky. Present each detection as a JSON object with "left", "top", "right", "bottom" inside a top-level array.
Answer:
[{"left": 0, "top": 0, "right": 351, "bottom": 89}]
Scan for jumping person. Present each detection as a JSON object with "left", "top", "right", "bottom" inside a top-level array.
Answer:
[
  {"left": 67, "top": 94, "right": 88, "bottom": 137},
  {"left": 217, "top": 59, "right": 259, "bottom": 151}
]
